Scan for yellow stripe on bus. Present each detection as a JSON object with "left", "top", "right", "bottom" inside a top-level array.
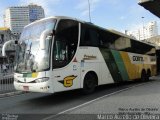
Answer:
[
  {"left": 32, "top": 73, "right": 38, "bottom": 78},
  {"left": 120, "top": 52, "right": 157, "bottom": 80},
  {"left": 120, "top": 52, "right": 139, "bottom": 80}
]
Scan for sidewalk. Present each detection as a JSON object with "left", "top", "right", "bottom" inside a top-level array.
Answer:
[
  {"left": 150, "top": 75, "right": 160, "bottom": 80},
  {"left": 0, "top": 91, "right": 25, "bottom": 98},
  {"left": 65, "top": 79, "right": 160, "bottom": 116}
]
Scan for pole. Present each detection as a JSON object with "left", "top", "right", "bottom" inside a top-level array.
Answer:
[
  {"left": 88, "top": 0, "right": 92, "bottom": 22},
  {"left": 142, "top": 17, "right": 145, "bottom": 40}
]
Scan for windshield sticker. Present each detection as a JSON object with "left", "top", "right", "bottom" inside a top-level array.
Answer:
[
  {"left": 32, "top": 72, "right": 38, "bottom": 78},
  {"left": 59, "top": 75, "right": 77, "bottom": 87},
  {"left": 23, "top": 72, "right": 38, "bottom": 78}
]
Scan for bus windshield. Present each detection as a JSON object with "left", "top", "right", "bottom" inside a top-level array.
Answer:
[{"left": 15, "top": 19, "right": 56, "bottom": 73}]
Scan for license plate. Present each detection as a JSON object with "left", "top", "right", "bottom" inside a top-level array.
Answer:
[{"left": 23, "top": 86, "right": 29, "bottom": 91}]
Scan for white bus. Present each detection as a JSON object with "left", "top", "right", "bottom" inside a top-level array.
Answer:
[{"left": 3, "top": 16, "right": 157, "bottom": 94}]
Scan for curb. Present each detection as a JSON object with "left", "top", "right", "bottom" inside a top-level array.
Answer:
[
  {"left": 150, "top": 76, "right": 160, "bottom": 80},
  {"left": 0, "top": 91, "right": 25, "bottom": 98}
]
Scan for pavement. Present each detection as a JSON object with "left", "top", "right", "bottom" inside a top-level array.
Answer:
[
  {"left": 46, "top": 79, "right": 160, "bottom": 120},
  {"left": 150, "top": 75, "right": 160, "bottom": 80},
  {"left": 66, "top": 80, "right": 160, "bottom": 114},
  {"left": 0, "top": 91, "right": 25, "bottom": 98},
  {"left": 0, "top": 74, "right": 159, "bottom": 98},
  {"left": 0, "top": 80, "right": 147, "bottom": 118},
  {"left": 0, "top": 75, "right": 160, "bottom": 120}
]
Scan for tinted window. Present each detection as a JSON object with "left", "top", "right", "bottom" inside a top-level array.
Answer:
[
  {"left": 80, "top": 24, "right": 99, "bottom": 47},
  {"left": 130, "top": 40, "right": 155, "bottom": 55},
  {"left": 80, "top": 23, "right": 155, "bottom": 55}
]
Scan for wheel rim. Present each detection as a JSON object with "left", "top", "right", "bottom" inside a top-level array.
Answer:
[
  {"left": 86, "top": 79, "right": 95, "bottom": 89},
  {"left": 84, "top": 74, "right": 97, "bottom": 93}
]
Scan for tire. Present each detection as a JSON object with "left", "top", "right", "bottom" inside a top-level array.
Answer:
[
  {"left": 83, "top": 73, "right": 97, "bottom": 94},
  {"left": 141, "top": 70, "right": 147, "bottom": 82}
]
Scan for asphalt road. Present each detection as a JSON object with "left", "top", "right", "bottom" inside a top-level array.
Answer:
[{"left": 0, "top": 80, "right": 159, "bottom": 120}]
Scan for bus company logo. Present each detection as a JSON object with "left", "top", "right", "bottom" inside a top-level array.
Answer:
[
  {"left": 132, "top": 56, "right": 144, "bottom": 62},
  {"left": 59, "top": 75, "right": 77, "bottom": 87},
  {"left": 83, "top": 54, "right": 97, "bottom": 60}
]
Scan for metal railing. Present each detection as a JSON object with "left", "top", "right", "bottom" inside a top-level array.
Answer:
[{"left": 0, "top": 66, "right": 15, "bottom": 93}]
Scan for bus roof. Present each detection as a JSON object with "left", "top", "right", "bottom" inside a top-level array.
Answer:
[
  {"left": 85, "top": 22, "right": 156, "bottom": 47},
  {"left": 24, "top": 16, "right": 85, "bottom": 28},
  {"left": 24, "top": 16, "right": 155, "bottom": 48}
]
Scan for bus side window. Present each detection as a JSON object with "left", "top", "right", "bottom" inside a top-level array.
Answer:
[
  {"left": 90, "top": 29, "right": 99, "bottom": 47},
  {"left": 80, "top": 26, "right": 91, "bottom": 46},
  {"left": 80, "top": 24, "right": 99, "bottom": 47}
]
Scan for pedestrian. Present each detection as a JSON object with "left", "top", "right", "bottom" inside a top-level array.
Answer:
[
  {"left": 2, "top": 64, "right": 7, "bottom": 73},
  {"left": 0, "top": 64, "right": 2, "bottom": 72},
  {"left": 6, "top": 63, "right": 9, "bottom": 70}
]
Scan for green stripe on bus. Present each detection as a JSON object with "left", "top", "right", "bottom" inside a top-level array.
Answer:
[
  {"left": 99, "top": 48, "right": 123, "bottom": 82},
  {"left": 111, "top": 50, "right": 129, "bottom": 81},
  {"left": 23, "top": 73, "right": 32, "bottom": 77}
]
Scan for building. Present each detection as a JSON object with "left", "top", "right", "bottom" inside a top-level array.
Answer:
[
  {"left": 4, "top": 6, "right": 29, "bottom": 36},
  {"left": 28, "top": 4, "right": 45, "bottom": 22},
  {"left": 126, "top": 21, "right": 158, "bottom": 40},
  {"left": 0, "top": 27, "right": 17, "bottom": 63},
  {"left": 143, "top": 35, "right": 160, "bottom": 47},
  {"left": 4, "top": 4, "right": 45, "bottom": 36}
]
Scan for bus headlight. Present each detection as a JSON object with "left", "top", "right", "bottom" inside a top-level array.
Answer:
[{"left": 35, "top": 77, "right": 49, "bottom": 83}]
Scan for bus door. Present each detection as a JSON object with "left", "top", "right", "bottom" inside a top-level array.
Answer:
[{"left": 52, "top": 19, "right": 80, "bottom": 92}]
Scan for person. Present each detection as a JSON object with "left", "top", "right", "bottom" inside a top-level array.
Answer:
[
  {"left": 0, "top": 64, "right": 2, "bottom": 73},
  {"left": 6, "top": 63, "right": 9, "bottom": 70},
  {"left": 2, "top": 64, "right": 7, "bottom": 73}
]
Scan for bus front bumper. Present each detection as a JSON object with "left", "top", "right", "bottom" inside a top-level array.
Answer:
[{"left": 14, "top": 82, "right": 54, "bottom": 93}]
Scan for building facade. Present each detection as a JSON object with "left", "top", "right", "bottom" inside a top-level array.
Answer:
[
  {"left": 4, "top": 4, "right": 45, "bottom": 36},
  {"left": 28, "top": 4, "right": 45, "bottom": 22},
  {"left": 126, "top": 21, "right": 158, "bottom": 40},
  {"left": 143, "top": 35, "right": 160, "bottom": 47},
  {"left": 0, "top": 28, "right": 17, "bottom": 62}
]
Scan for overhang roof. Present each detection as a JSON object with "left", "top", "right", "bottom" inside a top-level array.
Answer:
[{"left": 139, "top": 0, "right": 160, "bottom": 18}]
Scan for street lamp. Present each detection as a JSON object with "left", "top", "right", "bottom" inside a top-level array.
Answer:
[
  {"left": 88, "top": 0, "right": 92, "bottom": 22},
  {"left": 142, "top": 17, "right": 145, "bottom": 40}
]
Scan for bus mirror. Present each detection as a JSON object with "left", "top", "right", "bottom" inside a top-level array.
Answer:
[
  {"left": 40, "top": 29, "right": 52, "bottom": 50},
  {"left": 53, "top": 30, "right": 56, "bottom": 36},
  {"left": 2, "top": 40, "right": 17, "bottom": 56}
]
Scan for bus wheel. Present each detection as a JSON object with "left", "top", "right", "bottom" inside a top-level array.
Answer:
[
  {"left": 141, "top": 70, "right": 147, "bottom": 82},
  {"left": 83, "top": 72, "right": 97, "bottom": 94}
]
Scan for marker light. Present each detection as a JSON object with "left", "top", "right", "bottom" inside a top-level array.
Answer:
[{"left": 35, "top": 77, "right": 49, "bottom": 83}]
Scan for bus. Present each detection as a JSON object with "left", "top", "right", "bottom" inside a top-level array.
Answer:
[{"left": 2, "top": 16, "right": 157, "bottom": 94}]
